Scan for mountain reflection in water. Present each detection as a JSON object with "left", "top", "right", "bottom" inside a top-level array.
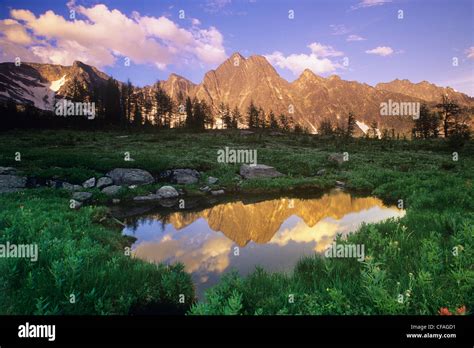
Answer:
[{"left": 122, "top": 190, "right": 405, "bottom": 298}]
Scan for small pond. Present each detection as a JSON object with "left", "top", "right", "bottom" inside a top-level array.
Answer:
[{"left": 120, "top": 189, "right": 405, "bottom": 299}]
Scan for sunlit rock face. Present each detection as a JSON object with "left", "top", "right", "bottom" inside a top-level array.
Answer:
[
  {"left": 2, "top": 57, "right": 473, "bottom": 133},
  {"left": 123, "top": 190, "right": 405, "bottom": 298}
]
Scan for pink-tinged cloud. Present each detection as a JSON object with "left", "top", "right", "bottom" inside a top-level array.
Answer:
[
  {"left": 265, "top": 42, "right": 344, "bottom": 76},
  {"left": 466, "top": 47, "right": 474, "bottom": 59},
  {"left": 365, "top": 46, "right": 394, "bottom": 56},
  {"left": 1, "top": 4, "right": 227, "bottom": 69}
]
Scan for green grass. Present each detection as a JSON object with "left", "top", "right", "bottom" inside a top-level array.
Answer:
[
  {"left": 0, "top": 129, "right": 472, "bottom": 315},
  {"left": 190, "top": 177, "right": 473, "bottom": 315},
  {"left": 0, "top": 189, "right": 194, "bottom": 315}
]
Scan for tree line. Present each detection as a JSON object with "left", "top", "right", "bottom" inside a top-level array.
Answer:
[
  {"left": 79, "top": 77, "right": 309, "bottom": 133},
  {"left": 1, "top": 77, "right": 471, "bottom": 140},
  {"left": 316, "top": 95, "right": 471, "bottom": 141}
]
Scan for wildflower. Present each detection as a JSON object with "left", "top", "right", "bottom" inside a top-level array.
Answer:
[
  {"left": 439, "top": 307, "right": 452, "bottom": 316},
  {"left": 456, "top": 305, "right": 466, "bottom": 315}
]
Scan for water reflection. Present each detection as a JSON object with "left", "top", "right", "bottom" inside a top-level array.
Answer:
[{"left": 122, "top": 190, "right": 405, "bottom": 298}]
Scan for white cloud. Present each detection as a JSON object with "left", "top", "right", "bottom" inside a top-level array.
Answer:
[
  {"left": 330, "top": 24, "right": 350, "bottom": 36},
  {"left": 0, "top": 19, "right": 33, "bottom": 45},
  {"left": 203, "top": 0, "right": 232, "bottom": 14},
  {"left": 265, "top": 42, "right": 343, "bottom": 76},
  {"left": 346, "top": 34, "right": 366, "bottom": 42},
  {"left": 466, "top": 46, "right": 474, "bottom": 59},
  {"left": 1, "top": 4, "right": 227, "bottom": 69},
  {"left": 365, "top": 46, "right": 394, "bottom": 56},
  {"left": 308, "top": 42, "right": 343, "bottom": 57},
  {"left": 351, "top": 0, "right": 392, "bottom": 10}
]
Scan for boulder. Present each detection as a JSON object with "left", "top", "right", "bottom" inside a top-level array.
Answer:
[
  {"left": 0, "top": 175, "right": 27, "bottom": 193},
  {"left": 328, "top": 153, "right": 345, "bottom": 165},
  {"left": 207, "top": 176, "right": 219, "bottom": 185},
  {"left": 82, "top": 177, "right": 96, "bottom": 188},
  {"left": 106, "top": 168, "right": 154, "bottom": 186},
  {"left": 72, "top": 192, "right": 93, "bottom": 202},
  {"left": 239, "top": 164, "right": 284, "bottom": 179},
  {"left": 61, "top": 182, "right": 75, "bottom": 191},
  {"left": 316, "top": 169, "right": 326, "bottom": 176},
  {"left": 171, "top": 169, "right": 200, "bottom": 185},
  {"left": 156, "top": 186, "right": 179, "bottom": 199},
  {"left": 96, "top": 177, "right": 113, "bottom": 189},
  {"left": 335, "top": 180, "right": 346, "bottom": 188},
  {"left": 101, "top": 185, "right": 122, "bottom": 196},
  {"left": 200, "top": 186, "right": 211, "bottom": 192}
]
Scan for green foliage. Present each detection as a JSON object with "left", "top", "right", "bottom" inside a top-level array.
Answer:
[
  {"left": 0, "top": 129, "right": 472, "bottom": 315},
  {"left": 0, "top": 190, "right": 194, "bottom": 314}
]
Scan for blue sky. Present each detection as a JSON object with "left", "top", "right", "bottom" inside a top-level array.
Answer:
[{"left": 1, "top": 0, "right": 473, "bottom": 94}]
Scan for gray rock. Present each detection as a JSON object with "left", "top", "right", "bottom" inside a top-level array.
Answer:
[
  {"left": 133, "top": 194, "right": 160, "bottom": 202},
  {"left": 200, "top": 186, "right": 211, "bottom": 192},
  {"left": 316, "top": 169, "right": 326, "bottom": 176},
  {"left": 61, "top": 182, "right": 75, "bottom": 191},
  {"left": 96, "top": 177, "right": 113, "bottom": 189},
  {"left": 328, "top": 153, "right": 345, "bottom": 165},
  {"left": 0, "top": 175, "right": 27, "bottom": 193},
  {"left": 172, "top": 169, "right": 200, "bottom": 185},
  {"left": 211, "top": 189, "right": 225, "bottom": 196},
  {"left": 112, "top": 198, "right": 121, "bottom": 204},
  {"left": 156, "top": 186, "right": 179, "bottom": 199},
  {"left": 82, "top": 177, "right": 96, "bottom": 188},
  {"left": 106, "top": 168, "right": 154, "bottom": 186},
  {"left": 0, "top": 167, "right": 17, "bottom": 175},
  {"left": 239, "top": 164, "right": 284, "bottom": 179},
  {"left": 207, "top": 176, "right": 219, "bottom": 185},
  {"left": 101, "top": 185, "right": 122, "bottom": 196},
  {"left": 335, "top": 180, "right": 346, "bottom": 187},
  {"left": 72, "top": 192, "right": 93, "bottom": 202}
]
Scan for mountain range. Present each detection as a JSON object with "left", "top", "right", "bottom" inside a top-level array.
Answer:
[{"left": 1, "top": 53, "right": 473, "bottom": 134}]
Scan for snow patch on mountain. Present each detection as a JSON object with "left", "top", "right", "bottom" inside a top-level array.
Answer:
[
  {"left": 50, "top": 75, "right": 67, "bottom": 92},
  {"left": 356, "top": 120, "right": 381, "bottom": 138},
  {"left": 356, "top": 120, "right": 369, "bottom": 134},
  {"left": 14, "top": 79, "right": 55, "bottom": 111}
]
